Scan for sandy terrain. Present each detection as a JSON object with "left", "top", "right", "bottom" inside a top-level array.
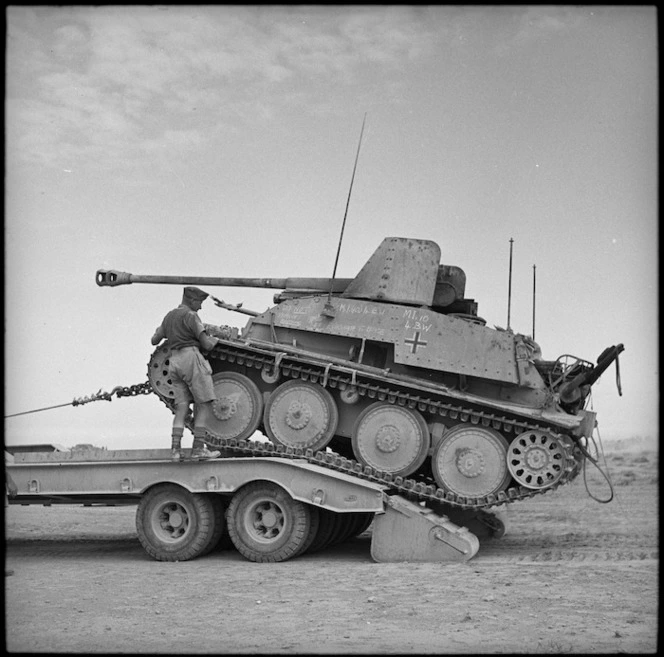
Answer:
[{"left": 4, "top": 445, "right": 658, "bottom": 654}]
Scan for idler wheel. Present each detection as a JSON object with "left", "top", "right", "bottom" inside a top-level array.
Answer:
[
  {"left": 207, "top": 372, "right": 263, "bottom": 441},
  {"left": 432, "top": 425, "right": 511, "bottom": 497},
  {"left": 351, "top": 402, "right": 430, "bottom": 477},
  {"left": 507, "top": 430, "right": 567, "bottom": 489},
  {"left": 147, "top": 345, "right": 177, "bottom": 406},
  {"left": 264, "top": 380, "right": 339, "bottom": 452}
]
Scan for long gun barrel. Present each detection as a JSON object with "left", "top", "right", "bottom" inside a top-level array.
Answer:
[{"left": 96, "top": 269, "right": 353, "bottom": 293}]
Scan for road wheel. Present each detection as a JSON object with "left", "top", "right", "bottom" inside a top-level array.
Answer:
[
  {"left": 431, "top": 425, "right": 511, "bottom": 497},
  {"left": 227, "top": 481, "right": 312, "bottom": 562},
  {"left": 208, "top": 372, "right": 263, "bottom": 440},
  {"left": 352, "top": 402, "right": 430, "bottom": 476},
  {"left": 263, "top": 380, "right": 339, "bottom": 452},
  {"left": 136, "top": 484, "right": 220, "bottom": 562}
]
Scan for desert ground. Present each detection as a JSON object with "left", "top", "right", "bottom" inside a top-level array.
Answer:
[{"left": 4, "top": 441, "right": 658, "bottom": 654}]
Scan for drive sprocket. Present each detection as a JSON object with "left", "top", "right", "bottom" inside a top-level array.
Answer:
[{"left": 506, "top": 430, "right": 571, "bottom": 489}]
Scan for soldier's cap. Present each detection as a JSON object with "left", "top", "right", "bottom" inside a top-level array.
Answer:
[{"left": 183, "top": 286, "right": 209, "bottom": 302}]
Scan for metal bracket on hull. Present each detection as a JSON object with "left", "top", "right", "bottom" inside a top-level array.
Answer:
[{"left": 370, "top": 495, "right": 480, "bottom": 563}]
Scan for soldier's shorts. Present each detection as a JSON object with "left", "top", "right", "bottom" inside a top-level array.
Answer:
[{"left": 168, "top": 346, "right": 216, "bottom": 404}]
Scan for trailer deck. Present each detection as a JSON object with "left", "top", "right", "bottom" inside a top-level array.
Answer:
[{"left": 6, "top": 447, "right": 480, "bottom": 564}]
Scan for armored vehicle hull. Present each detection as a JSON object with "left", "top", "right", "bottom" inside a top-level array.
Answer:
[{"left": 98, "top": 237, "right": 623, "bottom": 509}]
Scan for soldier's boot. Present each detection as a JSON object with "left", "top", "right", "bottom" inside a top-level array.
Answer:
[{"left": 190, "top": 435, "right": 220, "bottom": 460}]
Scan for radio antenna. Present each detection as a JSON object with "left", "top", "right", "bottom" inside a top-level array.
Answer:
[
  {"left": 532, "top": 264, "right": 537, "bottom": 340},
  {"left": 323, "top": 113, "right": 367, "bottom": 316},
  {"left": 507, "top": 237, "right": 514, "bottom": 331}
]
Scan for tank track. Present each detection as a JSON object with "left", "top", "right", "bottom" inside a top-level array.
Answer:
[
  {"left": 202, "top": 433, "right": 577, "bottom": 512},
  {"left": 150, "top": 339, "right": 584, "bottom": 511}
]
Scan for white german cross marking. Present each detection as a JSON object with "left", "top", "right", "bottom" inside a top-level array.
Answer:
[{"left": 405, "top": 331, "right": 428, "bottom": 354}]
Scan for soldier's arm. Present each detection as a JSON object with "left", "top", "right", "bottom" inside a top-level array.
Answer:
[
  {"left": 198, "top": 331, "right": 219, "bottom": 351},
  {"left": 151, "top": 325, "right": 165, "bottom": 346}
]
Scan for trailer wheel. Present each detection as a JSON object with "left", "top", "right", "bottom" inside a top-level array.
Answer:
[
  {"left": 351, "top": 512, "right": 375, "bottom": 538},
  {"left": 307, "top": 508, "right": 340, "bottom": 553},
  {"left": 136, "top": 484, "right": 220, "bottom": 562},
  {"left": 334, "top": 513, "right": 368, "bottom": 546},
  {"left": 295, "top": 505, "right": 320, "bottom": 557},
  {"left": 199, "top": 495, "right": 227, "bottom": 556},
  {"left": 227, "top": 481, "right": 312, "bottom": 562}
]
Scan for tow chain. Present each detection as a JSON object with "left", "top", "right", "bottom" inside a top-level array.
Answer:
[{"left": 72, "top": 382, "right": 153, "bottom": 405}]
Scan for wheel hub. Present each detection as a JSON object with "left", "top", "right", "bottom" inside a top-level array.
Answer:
[
  {"left": 375, "top": 425, "right": 400, "bottom": 453},
  {"left": 167, "top": 510, "right": 185, "bottom": 529},
  {"left": 285, "top": 401, "right": 312, "bottom": 430},
  {"left": 212, "top": 396, "right": 237, "bottom": 421},
  {"left": 455, "top": 448, "right": 485, "bottom": 478},
  {"left": 507, "top": 430, "right": 567, "bottom": 489},
  {"left": 252, "top": 501, "right": 284, "bottom": 540},
  {"left": 157, "top": 502, "right": 189, "bottom": 540},
  {"left": 259, "top": 510, "right": 279, "bottom": 529},
  {"left": 524, "top": 447, "right": 549, "bottom": 470}
]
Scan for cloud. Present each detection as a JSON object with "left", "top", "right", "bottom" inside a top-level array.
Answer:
[
  {"left": 510, "top": 6, "right": 587, "bottom": 48},
  {"left": 7, "top": 6, "right": 445, "bottom": 170}
]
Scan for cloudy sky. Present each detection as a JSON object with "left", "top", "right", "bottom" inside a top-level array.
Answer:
[{"left": 5, "top": 5, "right": 657, "bottom": 450}]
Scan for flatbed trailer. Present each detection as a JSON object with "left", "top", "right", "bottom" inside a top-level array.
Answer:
[{"left": 5, "top": 447, "right": 484, "bottom": 564}]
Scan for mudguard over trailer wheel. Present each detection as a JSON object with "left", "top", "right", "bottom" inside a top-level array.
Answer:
[
  {"left": 227, "top": 481, "right": 313, "bottom": 562},
  {"left": 136, "top": 484, "right": 224, "bottom": 561}
]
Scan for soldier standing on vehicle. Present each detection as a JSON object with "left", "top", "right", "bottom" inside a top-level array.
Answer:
[{"left": 151, "top": 286, "right": 222, "bottom": 461}]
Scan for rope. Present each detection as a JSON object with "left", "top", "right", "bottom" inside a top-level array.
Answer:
[
  {"left": 4, "top": 382, "right": 152, "bottom": 419},
  {"left": 4, "top": 402, "right": 81, "bottom": 418},
  {"left": 579, "top": 424, "right": 614, "bottom": 504}
]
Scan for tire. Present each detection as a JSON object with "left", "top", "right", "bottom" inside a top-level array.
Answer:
[
  {"left": 294, "top": 505, "right": 321, "bottom": 557},
  {"left": 350, "top": 512, "right": 374, "bottom": 539},
  {"left": 328, "top": 513, "right": 358, "bottom": 547},
  {"left": 209, "top": 497, "right": 236, "bottom": 552},
  {"left": 226, "top": 481, "right": 312, "bottom": 563},
  {"left": 333, "top": 513, "right": 367, "bottom": 546},
  {"left": 199, "top": 495, "right": 228, "bottom": 556},
  {"left": 307, "top": 508, "right": 341, "bottom": 553},
  {"left": 136, "top": 484, "right": 221, "bottom": 562}
]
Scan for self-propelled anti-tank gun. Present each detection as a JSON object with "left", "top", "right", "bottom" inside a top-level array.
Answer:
[{"left": 96, "top": 237, "right": 624, "bottom": 507}]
